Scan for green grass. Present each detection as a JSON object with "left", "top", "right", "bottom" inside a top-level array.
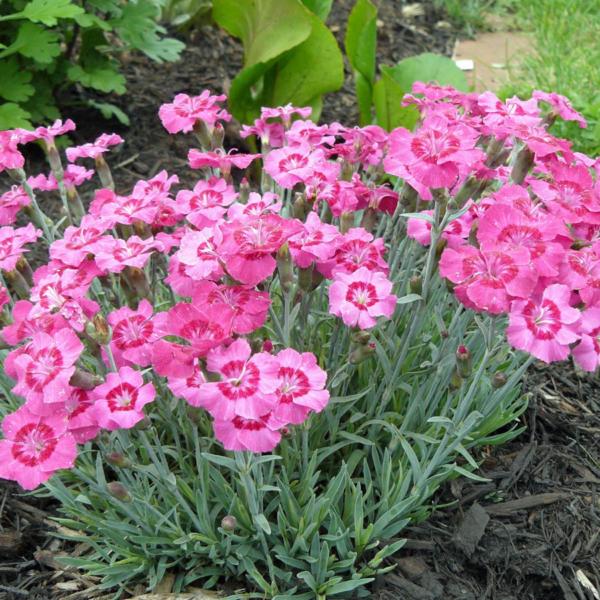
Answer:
[{"left": 500, "top": 0, "right": 600, "bottom": 156}]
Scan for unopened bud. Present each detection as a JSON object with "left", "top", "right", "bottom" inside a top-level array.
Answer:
[
  {"left": 106, "top": 452, "right": 131, "bottom": 468},
  {"left": 85, "top": 314, "right": 111, "bottom": 345},
  {"left": 276, "top": 244, "right": 294, "bottom": 293},
  {"left": 409, "top": 275, "right": 422, "bottom": 295},
  {"left": 239, "top": 178, "right": 250, "bottom": 203},
  {"left": 3, "top": 269, "right": 30, "bottom": 299},
  {"left": 293, "top": 193, "right": 308, "bottom": 220},
  {"left": 107, "top": 481, "right": 132, "bottom": 502},
  {"left": 193, "top": 120, "right": 211, "bottom": 148},
  {"left": 360, "top": 207, "right": 378, "bottom": 233},
  {"left": 298, "top": 265, "right": 314, "bottom": 292},
  {"left": 262, "top": 339, "right": 274, "bottom": 353},
  {"left": 69, "top": 368, "right": 103, "bottom": 390},
  {"left": 351, "top": 330, "right": 371, "bottom": 345},
  {"left": 186, "top": 405, "right": 205, "bottom": 424},
  {"left": 124, "top": 267, "right": 150, "bottom": 299},
  {"left": 340, "top": 212, "right": 355, "bottom": 234},
  {"left": 134, "top": 416, "right": 152, "bottom": 430},
  {"left": 349, "top": 342, "right": 375, "bottom": 364},
  {"left": 449, "top": 370, "right": 463, "bottom": 391},
  {"left": 455, "top": 345, "right": 472, "bottom": 378},
  {"left": 212, "top": 123, "right": 225, "bottom": 149},
  {"left": 492, "top": 372, "right": 507, "bottom": 389},
  {"left": 221, "top": 515, "right": 237, "bottom": 531},
  {"left": 435, "top": 238, "right": 447, "bottom": 259}
]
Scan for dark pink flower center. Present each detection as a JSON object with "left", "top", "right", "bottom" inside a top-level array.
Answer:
[
  {"left": 25, "top": 347, "right": 64, "bottom": 391},
  {"left": 12, "top": 422, "right": 57, "bottom": 466},
  {"left": 277, "top": 367, "right": 309, "bottom": 404},
  {"left": 218, "top": 360, "right": 260, "bottom": 400},
  {"left": 113, "top": 316, "right": 154, "bottom": 350},
  {"left": 106, "top": 382, "right": 139, "bottom": 412},
  {"left": 346, "top": 281, "right": 377, "bottom": 310},
  {"left": 523, "top": 299, "right": 561, "bottom": 340}
]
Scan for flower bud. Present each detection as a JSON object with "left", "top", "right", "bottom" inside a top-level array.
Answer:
[
  {"left": 491, "top": 372, "right": 507, "bottom": 389},
  {"left": 69, "top": 368, "right": 103, "bottom": 390},
  {"left": 221, "top": 515, "right": 237, "bottom": 531},
  {"left": 449, "top": 370, "right": 463, "bottom": 391},
  {"left": 106, "top": 452, "right": 131, "bottom": 468},
  {"left": 276, "top": 244, "right": 294, "bottom": 293},
  {"left": 3, "top": 269, "right": 30, "bottom": 299},
  {"left": 212, "top": 123, "right": 225, "bottom": 149},
  {"left": 455, "top": 345, "right": 472, "bottom": 378},
  {"left": 107, "top": 482, "right": 132, "bottom": 502},
  {"left": 435, "top": 238, "right": 447, "bottom": 259},
  {"left": 262, "top": 339, "right": 274, "bottom": 353},
  {"left": 298, "top": 265, "right": 314, "bottom": 292},
  {"left": 193, "top": 120, "right": 211, "bottom": 149},
  {"left": 340, "top": 212, "right": 355, "bottom": 234},
  {"left": 239, "top": 178, "right": 250, "bottom": 203},
  {"left": 85, "top": 314, "right": 111, "bottom": 345},
  {"left": 124, "top": 267, "right": 150, "bottom": 299},
  {"left": 409, "top": 275, "right": 422, "bottom": 295},
  {"left": 293, "top": 193, "right": 308, "bottom": 220},
  {"left": 360, "top": 207, "right": 378, "bottom": 233},
  {"left": 351, "top": 330, "right": 371, "bottom": 345},
  {"left": 95, "top": 154, "right": 115, "bottom": 191},
  {"left": 511, "top": 147, "right": 534, "bottom": 184},
  {"left": 135, "top": 416, "right": 152, "bottom": 430},
  {"left": 349, "top": 342, "right": 375, "bottom": 364},
  {"left": 186, "top": 405, "right": 205, "bottom": 424}
]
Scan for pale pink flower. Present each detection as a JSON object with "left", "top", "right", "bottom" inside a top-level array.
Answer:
[
  {"left": 152, "top": 339, "right": 197, "bottom": 378},
  {"left": 66, "top": 133, "right": 124, "bottom": 162},
  {"left": 328, "top": 266, "right": 397, "bottom": 329},
  {"left": 192, "top": 281, "right": 270, "bottom": 335},
  {"left": 0, "top": 406, "right": 77, "bottom": 490},
  {"left": 89, "top": 189, "right": 157, "bottom": 226},
  {"left": 61, "top": 387, "right": 99, "bottom": 443},
  {"left": 188, "top": 149, "right": 259, "bottom": 174},
  {"left": 175, "top": 176, "right": 237, "bottom": 226},
  {"left": 12, "top": 328, "right": 84, "bottom": 405},
  {"left": 33, "top": 119, "right": 76, "bottom": 142},
  {"left": 167, "top": 365, "right": 207, "bottom": 407},
  {"left": 213, "top": 414, "right": 283, "bottom": 453},
  {"left": 94, "top": 235, "right": 158, "bottom": 273},
  {"left": 0, "top": 130, "right": 25, "bottom": 172},
  {"left": 158, "top": 91, "right": 231, "bottom": 134},
  {"left": 226, "top": 192, "right": 282, "bottom": 220},
  {"left": 317, "top": 228, "right": 388, "bottom": 279},
  {"left": 92, "top": 366, "right": 156, "bottom": 430},
  {"left": 270, "top": 348, "right": 329, "bottom": 425},
  {"left": 1, "top": 300, "right": 69, "bottom": 345},
  {"left": 288, "top": 211, "right": 341, "bottom": 268},
  {"left": 439, "top": 245, "right": 537, "bottom": 314},
  {"left": 260, "top": 104, "right": 312, "bottom": 124},
  {"left": 49, "top": 215, "right": 110, "bottom": 267},
  {"left": 0, "top": 185, "right": 30, "bottom": 225},
  {"left": 200, "top": 339, "right": 279, "bottom": 420},
  {"left": 165, "top": 255, "right": 197, "bottom": 297},
  {"left": 176, "top": 226, "right": 224, "bottom": 281},
  {"left": 507, "top": 284, "right": 581, "bottom": 363},
  {"left": 0, "top": 223, "right": 42, "bottom": 271}
]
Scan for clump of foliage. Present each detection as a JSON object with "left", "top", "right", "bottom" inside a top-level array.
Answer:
[{"left": 0, "top": 0, "right": 185, "bottom": 129}]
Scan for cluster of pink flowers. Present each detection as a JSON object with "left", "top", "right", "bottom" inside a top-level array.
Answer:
[{"left": 0, "top": 84, "right": 598, "bottom": 490}]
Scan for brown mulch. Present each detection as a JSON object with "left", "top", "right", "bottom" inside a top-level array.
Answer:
[{"left": 3, "top": 2, "right": 600, "bottom": 599}]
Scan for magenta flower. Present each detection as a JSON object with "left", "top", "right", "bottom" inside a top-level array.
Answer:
[
  {"left": 158, "top": 91, "right": 230, "bottom": 134},
  {"left": 507, "top": 284, "right": 581, "bottom": 363},
  {"left": 226, "top": 192, "right": 282, "bottom": 220},
  {"left": 0, "top": 406, "right": 77, "bottom": 490},
  {"left": 328, "top": 267, "right": 397, "bottom": 329},
  {"left": 263, "top": 142, "right": 325, "bottom": 189},
  {"left": 533, "top": 91, "right": 587, "bottom": 128},
  {"left": 213, "top": 414, "right": 283, "bottom": 453},
  {"left": 12, "top": 328, "right": 84, "bottom": 406},
  {"left": 66, "top": 133, "right": 124, "bottom": 162},
  {"left": 439, "top": 245, "right": 537, "bottom": 314},
  {"left": 49, "top": 215, "right": 110, "bottom": 267},
  {"left": 1, "top": 300, "right": 69, "bottom": 346},
  {"left": 33, "top": 119, "right": 76, "bottom": 143},
  {"left": 167, "top": 365, "right": 207, "bottom": 408},
  {"left": 93, "top": 367, "right": 156, "bottom": 430},
  {"left": 175, "top": 176, "right": 237, "bottom": 226},
  {"left": 0, "top": 130, "right": 25, "bottom": 172},
  {"left": 219, "top": 215, "right": 303, "bottom": 286},
  {"left": 89, "top": 189, "right": 157, "bottom": 227},
  {"left": 200, "top": 339, "right": 279, "bottom": 421},
  {"left": 61, "top": 387, "right": 99, "bottom": 443},
  {"left": 288, "top": 211, "right": 341, "bottom": 268},
  {"left": 571, "top": 308, "right": 600, "bottom": 371},
  {"left": 107, "top": 300, "right": 162, "bottom": 367},
  {"left": 270, "top": 349, "right": 330, "bottom": 425},
  {"left": 0, "top": 185, "right": 30, "bottom": 225},
  {"left": 192, "top": 281, "right": 271, "bottom": 335},
  {"left": 0, "top": 223, "right": 41, "bottom": 272}
]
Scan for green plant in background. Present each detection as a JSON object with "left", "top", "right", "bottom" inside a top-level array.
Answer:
[
  {"left": 0, "top": 0, "right": 185, "bottom": 129},
  {"left": 500, "top": 0, "right": 600, "bottom": 156},
  {"left": 159, "top": 0, "right": 212, "bottom": 30},
  {"left": 212, "top": 0, "right": 343, "bottom": 124},
  {"left": 344, "top": 0, "right": 468, "bottom": 130}
]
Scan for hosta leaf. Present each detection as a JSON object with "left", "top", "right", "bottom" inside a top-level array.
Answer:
[
  {"left": 387, "top": 52, "right": 468, "bottom": 92},
  {"left": 213, "top": 0, "right": 312, "bottom": 67},
  {"left": 373, "top": 67, "right": 419, "bottom": 131},
  {"left": 0, "top": 58, "right": 34, "bottom": 102},
  {"left": 0, "top": 102, "right": 32, "bottom": 129},
  {"left": 21, "top": 0, "right": 85, "bottom": 26},
  {"left": 12, "top": 22, "right": 61, "bottom": 64},
  {"left": 301, "top": 0, "right": 334, "bottom": 21},
  {"left": 67, "top": 65, "right": 126, "bottom": 94}
]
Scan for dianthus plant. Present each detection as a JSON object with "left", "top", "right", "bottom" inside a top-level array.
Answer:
[{"left": 0, "top": 86, "right": 595, "bottom": 598}]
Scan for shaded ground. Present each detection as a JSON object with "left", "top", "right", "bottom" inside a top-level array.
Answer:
[{"left": 2, "top": 2, "right": 599, "bottom": 599}]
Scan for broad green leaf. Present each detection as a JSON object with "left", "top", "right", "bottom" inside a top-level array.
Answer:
[
  {"left": 373, "top": 66, "right": 419, "bottom": 131},
  {"left": 23, "top": 81, "right": 60, "bottom": 121},
  {"left": 87, "top": 100, "right": 130, "bottom": 125},
  {"left": 387, "top": 52, "right": 468, "bottom": 93},
  {"left": 345, "top": 0, "right": 377, "bottom": 124},
  {"left": 269, "top": 12, "right": 344, "bottom": 108},
  {"left": 21, "top": 0, "right": 85, "bottom": 26},
  {"left": 67, "top": 64, "right": 126, "bottom": 94},
  {"left": 0, "top": 102, "right": 32, "bottom": 129},
  {"left": 301, "top": 0, "right": 333, "bottom": 21},
  {"left": 212, "top": 0, "right": 312, "bottom": 67},
  {"left": 12, "top": 22, "right": 61, "bottom": 64},
  {"left": 0, "top": 58, "right": 34, "bottom": 103},
  {"left": 228, "top": 61, "right": 271, "bottom": 123}
]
